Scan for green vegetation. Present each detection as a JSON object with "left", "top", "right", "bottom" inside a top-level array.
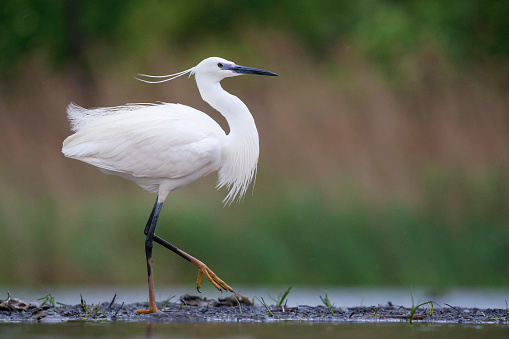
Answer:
[
  {"left": 0, "top": 183, "right": 508, "bottom": 286},
  {"left": 269, "top": 287, "right": 292, "bottom": 308},
  {"left": 373, "top": 305, "right": 380, "bottom": 318},
  {"left": 320, "top": 290, "right": 334, "bottom": 315},
  {"left": 79, "top": 293, "right": 105, "bottom": 318},
  {"left": 80, "top": 294, "right": 86, "bottom": 310},
  {"left": 160, "top": 295, "right": 175, "bottom": 309},
  {"left": 86, "top": 304, "right": 106, "bottom": 319},
  {"left": 256, "top": 297, "right": 276, "bottom": 317},
  {"left": 233, "top": 295, "right": 242, "bottom": 314},
  {"left": 408, "top": 291, "right": 436, "bottom": 324},
  {"left": 256, "top": 288, "right": 294, "bottom": 317},
  {"left": 37, "top": 294, "right": 55, "bottom": 307},
  {"left": 2, "top": 0, "right": 509, "bottom": 76},
  {"left": 178, "top": 298, "right": 188, "bottom": 310}
]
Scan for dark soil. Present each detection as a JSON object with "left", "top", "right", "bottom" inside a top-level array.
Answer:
[{"left": 1, "top": 293, "right": 508, "bottom": 324}]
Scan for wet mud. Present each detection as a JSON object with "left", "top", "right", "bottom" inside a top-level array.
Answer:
[{"left": 1, "top": 293, "right": 508, "bottom": 324}]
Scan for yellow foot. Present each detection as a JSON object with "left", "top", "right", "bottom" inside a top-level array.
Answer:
[
  {"left": 136, "top": 307, "right": 162, "bottom": 315},
  {"left": 196, "top": 264, "right": 234, "bottom": 293}
]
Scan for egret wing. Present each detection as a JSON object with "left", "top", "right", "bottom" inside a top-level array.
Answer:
[{"left": 62, "top": 103, "right": 226, "bottom": 179}]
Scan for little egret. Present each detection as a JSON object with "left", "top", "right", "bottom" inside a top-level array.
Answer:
[{"left": 62, "top": 57, "right": 278, "bottom": 314}]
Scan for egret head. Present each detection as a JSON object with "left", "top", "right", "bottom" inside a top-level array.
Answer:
[
  {"left": 193, "top": 57, "right": 278, "bottom": 82},
  {"left": 136, "top": 57, "right": 278, "bottom": 84}
]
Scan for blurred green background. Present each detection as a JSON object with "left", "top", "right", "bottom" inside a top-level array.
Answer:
[{"left": 1, "top": 0, "right": 508, "bottom": 289}]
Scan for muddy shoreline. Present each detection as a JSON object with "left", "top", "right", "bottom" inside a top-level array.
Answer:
[{"left": 1, "top": 294, "right": 508, "bottom": 324}]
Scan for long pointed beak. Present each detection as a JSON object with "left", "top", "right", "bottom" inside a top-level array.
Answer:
[{"left": 228, "top": 65, "right": 279, "bottom": 76}]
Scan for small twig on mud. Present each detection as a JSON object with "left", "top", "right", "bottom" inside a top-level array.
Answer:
[
  {"left": 445, "top": 303, "right": 462, "bottom": 315},
  {"left": 56, "top": 302, "right": 68, "bottom": 310},
  {"left": 108, "top": 293, "right": 117, "bottom": 310},
  {"left": 113, "top": 302, "right": 124, "bottom": 318}
]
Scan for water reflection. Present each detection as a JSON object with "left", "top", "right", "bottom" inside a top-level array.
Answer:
[
  {"left": 0, "top": 322, "right": 508, "bottom": 339},
  {"left": 145, "top": 322, "right": 155, "bottom": 338}
]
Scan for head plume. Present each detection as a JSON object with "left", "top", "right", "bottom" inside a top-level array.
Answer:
[{"left": 134, "top": 67, "right": 195, "bottom": 84}]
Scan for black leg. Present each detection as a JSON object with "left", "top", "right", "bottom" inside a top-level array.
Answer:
[
  {"left": 144, "top": 200, "right": 163, "bottom": 278},
  {"left": 141, "top": 196, "right": 234, "bottom": 294},
  {"left": 143, "top": 196, "right": 159, "bottom": 236},
  {"left": 152, "top": 235, "right": 191, "bottom": 263},
  {"left": 143, "top": 197, "right": 191, "bottom": 263}
]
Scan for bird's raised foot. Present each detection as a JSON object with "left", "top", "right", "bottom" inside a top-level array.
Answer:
[
  {"left": 196, "top": 264, "right": 234, "bottom": 293},
  {"left": 136, "top": 307, "right": 162, "bottom": 315}
]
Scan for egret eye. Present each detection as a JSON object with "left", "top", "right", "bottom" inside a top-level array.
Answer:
[{"left": 217, "top": 63, "right": 224, "bottom": 69}]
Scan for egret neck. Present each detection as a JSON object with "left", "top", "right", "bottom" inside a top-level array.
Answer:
[{"left": 195, "top": 75, "right": 259, "bottom": 204}]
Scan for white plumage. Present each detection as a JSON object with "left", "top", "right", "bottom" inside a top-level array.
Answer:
[{"left": 62, "top": 57, "right": 274, "bottom": 204}]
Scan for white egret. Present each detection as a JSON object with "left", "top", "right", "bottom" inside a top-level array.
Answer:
[{"left": 62, "top": 57, "right": 278, "bottom": 314}]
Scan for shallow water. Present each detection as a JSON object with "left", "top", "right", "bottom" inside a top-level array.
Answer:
[
  {"left": 1, "top": 321, "right": 508, "bottom": 339},
  {"left": 1, "top": 286, "right": 508, "bottom": 338},
  {"left": 2, "top": 286, "right": 508, "bottom": 309}
]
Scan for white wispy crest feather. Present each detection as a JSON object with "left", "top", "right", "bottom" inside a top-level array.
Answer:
[{"left": 134, "top": 67, "right": 195, "bottom": 84}]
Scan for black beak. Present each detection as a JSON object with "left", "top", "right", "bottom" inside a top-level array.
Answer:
[{"left": 228, "top": 65, "right": 279, "bottom": 76}]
